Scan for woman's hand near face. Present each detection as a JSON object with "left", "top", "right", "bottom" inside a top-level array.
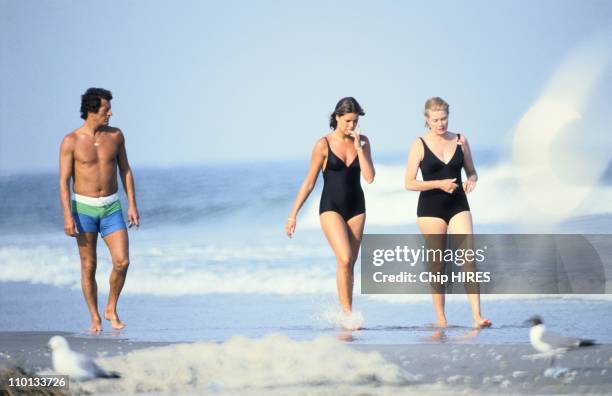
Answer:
[{"left": 349, "top": 129, "right": 363, "bottom": 150}]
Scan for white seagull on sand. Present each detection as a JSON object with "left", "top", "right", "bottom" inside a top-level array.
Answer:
[
  {"left": 526, "top": 316, "right": 596, "bottom": 365},
  {"left": 48, "top": 336, "right": 120, "bottom": 381}
]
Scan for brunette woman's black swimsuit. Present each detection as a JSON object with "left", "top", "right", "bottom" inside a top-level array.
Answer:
[
  {"left": 319, "top": 138, "right": 365, "bottom": 221},
  {"left": 417, "top": 134, "right": 470, "bottom": 223}
]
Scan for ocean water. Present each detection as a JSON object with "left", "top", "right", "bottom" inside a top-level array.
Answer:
[{"left": 1, "top": 150, "right": 612, "bottom": 344}]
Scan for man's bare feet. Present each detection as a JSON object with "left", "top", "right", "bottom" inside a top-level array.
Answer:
[
  {"left": 436, "top": 315, "right": 447, "bottom": 328},
  {"left": 104, "top": 307, "right": 126, "bottom": 330},
  {"left": 89, "top": 317, "right": 103, "bottom": 332},
  {"left": 473, "top": 317, "right": 492, "bottom": 328}
]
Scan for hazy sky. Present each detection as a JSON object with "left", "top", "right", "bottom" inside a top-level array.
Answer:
[{"left": 1, "top": 0, "right": 611, "bottom": 172}]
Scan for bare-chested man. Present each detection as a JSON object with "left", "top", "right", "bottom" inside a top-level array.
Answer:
[{"left": 59, "top": 88, "right": 139, "bottom": 332}]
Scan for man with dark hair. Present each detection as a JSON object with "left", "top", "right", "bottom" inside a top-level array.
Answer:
[
  {"left": 79, "top": 88, "right": 113, "bottom": 120},
  {"left": 59, "top": 88, "right": 139, "bottom": 332}
]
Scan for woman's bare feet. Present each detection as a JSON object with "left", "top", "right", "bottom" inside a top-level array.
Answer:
[
  {"left": 425, "top": 329, "right": 447, "bottom": 342},
  {"left": 473, "top": 317, "right": 492, "bottom": 328},
  {"left": 104, "top": 306, "right": 126, "bottom": 330},
  {"left": 339, "top": 311, "right": 363, "bottom": 331},
  {"left": 89, "top": 316, "right": 103, "bottom": 332},
  {"left": 337, "top": 331, "right": 356, "bottom": 342},
  {"left": 436, "top": 314, "right": 447, "bottom": 328}
]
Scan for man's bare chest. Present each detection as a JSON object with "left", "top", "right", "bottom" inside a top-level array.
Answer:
[{"left": 74, "top": 139, "right": 119, "bottom": 166}]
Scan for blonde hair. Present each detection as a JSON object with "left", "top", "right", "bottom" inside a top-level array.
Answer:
[{"left": 424, "top": 97, "right": 449, "bottom": 128}]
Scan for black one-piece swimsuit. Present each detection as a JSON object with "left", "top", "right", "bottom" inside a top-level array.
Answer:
[
  {"left": 319, "top": 138, "right": 366, "bottom": 221},
  {"left": 417, "top": 134, "right": 470, "bottom": 224}
]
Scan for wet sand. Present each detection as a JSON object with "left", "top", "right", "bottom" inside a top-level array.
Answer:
[{"left": 1, "top": 331, "right": 611, "bottom": 395}]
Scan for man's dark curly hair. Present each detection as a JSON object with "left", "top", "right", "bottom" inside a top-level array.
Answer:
[{"left": 80, "top": 88, "right": 113, "bottom": 120}]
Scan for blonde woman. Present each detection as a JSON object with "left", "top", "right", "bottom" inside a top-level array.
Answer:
[{"left": 405, "top": 97, "right": 491, "bottom": 328}]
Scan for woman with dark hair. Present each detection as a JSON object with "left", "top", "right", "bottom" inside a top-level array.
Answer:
[
  {"left": 285, "top": 97, "right": 375, "bottom": 327},
  {"left": 405, "top": 97, "right": 491, "bottom": 328}
]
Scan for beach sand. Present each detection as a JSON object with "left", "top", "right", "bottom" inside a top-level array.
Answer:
[{"left": 1, "top": 331, "right": 611, "bottom": 395}]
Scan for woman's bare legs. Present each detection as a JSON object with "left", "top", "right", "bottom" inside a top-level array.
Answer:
[
  {"left": 448, "top": 211, "right": 491, "bottom": 328},
  {"left": 417, "top": 217, "right": 448, "bottom": 327},
  {"left": 320, "top": 212, "right": 364, "bottom": 313},
  {"left": 346, "top": 213, "right": 366, "bottom": 302}
]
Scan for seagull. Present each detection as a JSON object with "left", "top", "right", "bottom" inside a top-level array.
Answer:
[
  {"left": 48, "top": 336, "right": 120, "bottom": 381},
  {"left": 526, "top": 316, "right": 596, "bottom": 365}
]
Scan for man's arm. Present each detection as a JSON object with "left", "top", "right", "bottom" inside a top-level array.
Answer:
[
  {"left": 117, "top": 131, "right": 140, "bottom": 227},
  {"left": 59, "top": 135, "right": 78, "bottom": 236}
]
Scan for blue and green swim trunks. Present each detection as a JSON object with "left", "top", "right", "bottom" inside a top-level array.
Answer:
[{"left": 71, "top": 193, "right": 127, "bottom": 237}]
